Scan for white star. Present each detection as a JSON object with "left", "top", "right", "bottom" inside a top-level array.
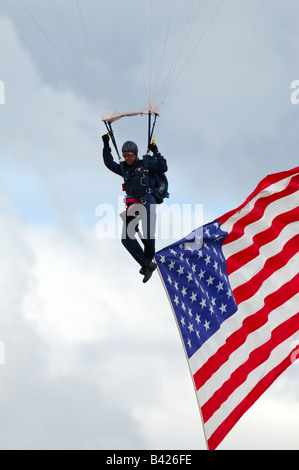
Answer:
[
  {"left": 200, "top": 298, "right": 207, "bottom": 309},
  {"left": 219, "top": 303, "right": 227, "bottom": 314},
  {"left": 190, "top": 292, "right": 197, "bottom": 303},
  {"left": 185, "top": 244, "right": 194, "bottom": 253},
  {"left": 196, "top": 235, "right": 203, "bottom": 246},
  {"left": 188, "top": 308, "right": 193, "bottom": 318},
  {"left": 167, "top": 275, "right": 172, "bottom": 285},
  {"left": 174, "top": 295, "right": 179, "bottom": 306},
  {"left": 187, "top": 338, "right": 192, "bottom": 349},
  {"left": 159, "top": 255, "right": 166, "bottom": 264},
  {"left": 187, "top": 272, "right": 193, "bottom": 283},
  {"left": 209, "top": 305, "right": 214, "bottom": 315},
  {"left": 195, "top": 313, "right": 201, "bottom": 324},
  {"left": 206, "top": 275, "right": 214, "bottom": 286},
  {"left": 181, "top": 286, "right": 187, "bottom": 297},
  {"left": 216, "top": 281, "right": 224, "bottom": 292},
  {"left": 198, "top": 269, "right": 205, "bottom": 280},
  {"left": 181, "top": 302, "right": 186, "bottom": 312},
  {"left": 177, "top": 266, "right": 184, "bottom": 276},
  {"left": 226, "top": 288, "right": 233, "bottom": 299},
  {"left": 213, "top": 261, "right": 219, "bottom": 271},
  {"left": 180, "top": 316, "right": 185, "bottom": 327},
  {"left": 169, "top": 248, "right": 177, "bottom": 256},
  {"left": 197, "top": 250, "right": 203, "bottom": 259},
  {"left": 204, "top": 228, "right": 210, "bottom": 237},
  {"left": 204, "top": 319, "right": 210, "bottom": 331},
  {"left": 174, "top": 281, "right": 179, "bottom": 291},
  {"left": 188, "top": 322, "right": 194, "bottom": 334},
  {"left": 211, "top": 296, "right": 216, "bottom": 306},
  {"left": 168, "top": 260, "right": 175, "bottom": 271},
  {"left": 204, "top": 255, "right": 211, "bottom": 265}
]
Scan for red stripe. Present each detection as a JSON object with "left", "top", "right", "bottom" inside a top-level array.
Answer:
[
  {"left": 226, "top": 207, "right": 299, "bottom": 276},
  {"left": 207, "top": 350, "right": 295, "bottom": 450},
  {"left": 223, "top": 175, "right": 299, "bottom": 246},
  {"left": 193, "top": 273, "right": 299, "bottom": 391},
  {"left": 233, "top": 234, "right": 299, "bottom": 305},
  {"left": 201, "top": 312, "right": 299, "bottom": 423},
  {"left": 218, "top": 167, "right": 299, "bottom": 225}
]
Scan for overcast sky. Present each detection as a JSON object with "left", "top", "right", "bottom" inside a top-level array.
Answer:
[{"left": 0, "top": 0, "right": 298, "bottom": 450}]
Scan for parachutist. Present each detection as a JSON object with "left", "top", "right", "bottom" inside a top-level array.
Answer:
[{"left": 102, "top": 133, "right": 168, "bottom": 283}]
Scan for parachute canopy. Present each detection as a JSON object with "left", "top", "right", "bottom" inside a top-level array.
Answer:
[
  {"left": 0, "top": 1, "right": 225, "bottom": 117},
  {"left": 102, "top": 100, "right": 159, "bottom": 124}
]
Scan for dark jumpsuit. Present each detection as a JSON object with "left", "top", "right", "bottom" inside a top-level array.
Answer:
[{"left": 103, "top": 145, "right": 168, "bottom": 267}]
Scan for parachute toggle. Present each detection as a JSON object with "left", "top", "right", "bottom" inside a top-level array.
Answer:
[{"left": 102, "top": 100, "right": 159, "bottom": 124}]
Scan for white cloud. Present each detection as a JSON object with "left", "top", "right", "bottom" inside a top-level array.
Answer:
[
  {"left": 0, "top": 0, "right": 298, "bottom": 451},
  {"left": 0, "top": 216, "right": 202, "bottom": 450},
  {"left": 220, "top": 378, "right": 299, "bottom": 450},
  {"left": 1, "top": 217, "right": 297, "bottom": 450}
]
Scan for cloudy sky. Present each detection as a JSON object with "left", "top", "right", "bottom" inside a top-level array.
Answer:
[{"left": 0, "top": 0, "right": 298, "bottom": 450}]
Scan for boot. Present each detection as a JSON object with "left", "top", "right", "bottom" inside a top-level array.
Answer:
[{"left": 143, "top": 261, "right": 157, "bottom": 284}]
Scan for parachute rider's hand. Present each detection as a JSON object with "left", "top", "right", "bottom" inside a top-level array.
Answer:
[
  {"left": 148, "top": 142, "right": 159, "bottom": 155},
  {"left": 102, "top": 133, "right": 110, "bottom": 148}
]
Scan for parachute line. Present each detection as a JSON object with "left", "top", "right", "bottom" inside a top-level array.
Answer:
[
  {"left": 154, "top": 0, "right": 225, "bottom": 105},
  {"left": 152, "top": 0, "right": 176, "bottom": 102},
  {"left": 16, "top": 0, "right": 100, "bottom": 114},
  {"left": 161, "top": 0, "right": 225, "bottom": 102},
  {"left": 128, "top": 0, "right": 149, "bottom": 101},
  {"left": 125, "top": 0, "right": 225, "bottom": 107},
  {"left": 75, "top": 0, "right": 106, "bottom": 115},
  {"left": 2, "top": 1, "right": 225, "bottom": 119},
  {"left": 149, "top": 0, "right": 153, "bottom": 100},
  {"left": 49, "top": 0, "right": 102, "bottom": 113}
]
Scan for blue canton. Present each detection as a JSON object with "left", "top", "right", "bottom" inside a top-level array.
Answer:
[{"left": 156, "top": 221, "right": 238, "bottom": 359}]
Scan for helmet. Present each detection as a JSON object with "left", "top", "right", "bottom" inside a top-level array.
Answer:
[{"left": 122, "top": 141, "right": 138, "bottom": 155}]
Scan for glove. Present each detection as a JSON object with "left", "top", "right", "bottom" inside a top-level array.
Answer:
[
  {"left": 102, "top": 133, "right": 110, "bottom": 147},
  {"left": 148, "top": 142, "right": 159, "bottom": 154}
]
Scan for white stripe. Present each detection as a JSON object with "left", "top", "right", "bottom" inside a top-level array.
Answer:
[
  {"left": 229, "top": 221, "right": 299, "bottom": 289},
  {"left": 204, "top": 332, "right": 299, "bottom": 440},
  {"left": 197, "top": 292, "right": 299, "bottom": 407},
  {"left": 222, "top": 190, "right": 299, "bottom": 259},
  {"left": 230, "top": 249, "right": 298, "bottom": 302},
  {"left": 189, "top": 254, "right": 298, "bottom": 376},
  {"left": 221, "top": 173, "right": 298, "bottom": 236}
]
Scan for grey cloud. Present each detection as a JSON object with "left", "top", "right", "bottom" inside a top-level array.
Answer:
[{"left": 0, "top": 0, "right": 299, "bottom": 450}]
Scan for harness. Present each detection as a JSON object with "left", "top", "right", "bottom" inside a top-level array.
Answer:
[{"left": 120, "top": 160, "right": 152, "bottom": 207}]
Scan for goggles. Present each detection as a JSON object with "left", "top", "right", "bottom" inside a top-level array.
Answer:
[{"left": 123, "top": 152, "right": 135, "bottom": 158}]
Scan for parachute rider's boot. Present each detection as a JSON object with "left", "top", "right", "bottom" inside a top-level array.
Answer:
[{"left": 142, "top": 261, "right": 157, "bottom": 284}]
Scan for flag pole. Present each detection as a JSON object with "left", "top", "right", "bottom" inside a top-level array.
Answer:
[{"left": 155, "top": 263, "right": 209, "bottom": 451}]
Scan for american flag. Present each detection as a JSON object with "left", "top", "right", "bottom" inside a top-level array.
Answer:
[{"left": 155, "top": 166, "right": 299, "bottom": 450}]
